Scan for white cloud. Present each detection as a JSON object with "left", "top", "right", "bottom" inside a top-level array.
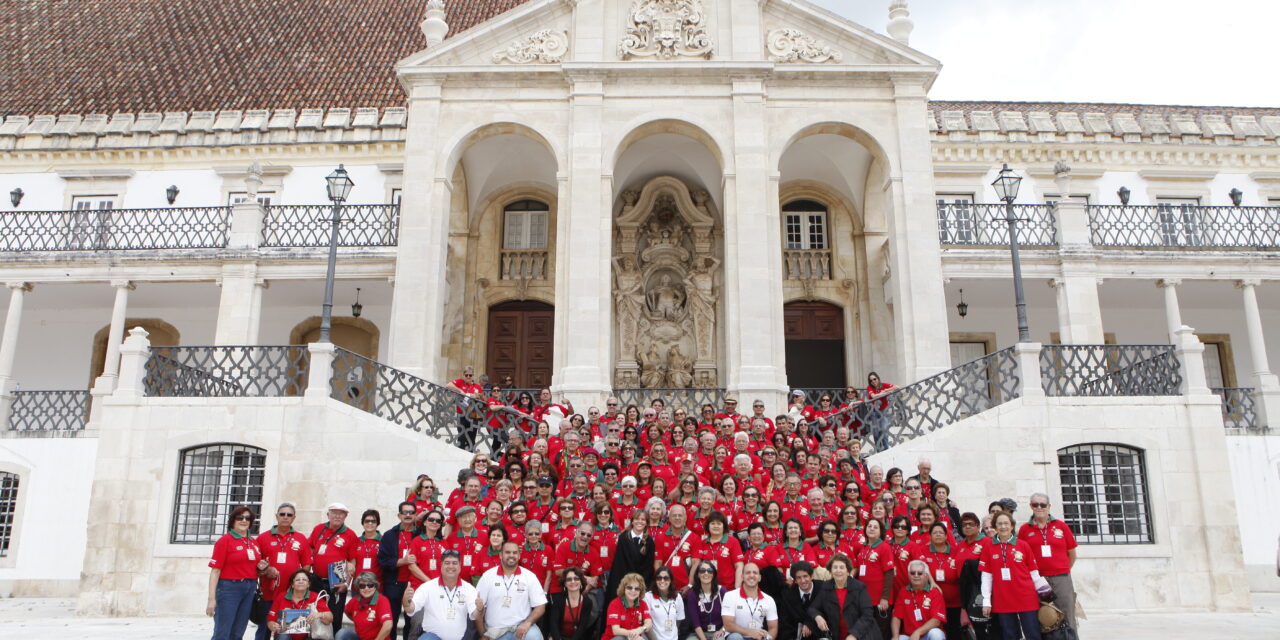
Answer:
[{"left": 809, "top": 0, "right": 1280, "bottom": 106}]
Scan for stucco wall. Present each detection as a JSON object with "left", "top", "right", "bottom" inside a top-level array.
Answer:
[{"left": 1225, "top": 432, "right": 1280, "bottom": 591}]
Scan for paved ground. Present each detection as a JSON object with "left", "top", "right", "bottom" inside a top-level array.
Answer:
[{"left": 3, "top": 594, "right": 1279, "bottom": 639}]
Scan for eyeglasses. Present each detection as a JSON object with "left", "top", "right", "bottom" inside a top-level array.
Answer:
[
  {"left": 624, "top": 585, "right": 640, "bottom": 591},
  {"left": 907, "top": 571, "right": 926, "bottom": 577},
  {"left": 906, "top": 486, "right": 922, "bottom": 491},
  {"left": 426, "top": 517, "right": 443, "bottom": 524},
  {"left": 234, "top": 514, "right": 254, "bottom": 522},
  {"left": 822, "top": 529, "right": 839, "bottom": 534},
  {"left": 357, "top": 583, "right": 377, "bottom": 590},
  {"left": 475, "top": 459, "right": 489, "bottom": 464},
  {"left": 564, "top": 576, "right": 581, "bottom": 582},
  {"left": 362, "top": 519, "right": 378, "bottom": 524},
  {"left": 656, "top": 576, "right": 671, "bottom": 581},
  {"left": 1031, "top": 502, "right": 1049, "bottom": 508},
  {"left": 560, "top": 506, "right": 574, "bottom": 511},
  {"left": 753, "top": 404, "right": 764, "bottom": 408},
  {"left": 697, "top": 567, "right": 716, "bottom": 574},
  {"left": 278, "top": 512, "right": 295, "bottom": 518},
  {"left": 524, "top": 485, "right": 537, "bottom": 490},
  {"left": 400, "top": 510, "right": 417, "bottom": 516}
]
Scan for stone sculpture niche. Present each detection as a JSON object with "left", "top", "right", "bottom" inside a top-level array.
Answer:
[{"left": 613, "top": 176, "right": 720, "bottom": 388}]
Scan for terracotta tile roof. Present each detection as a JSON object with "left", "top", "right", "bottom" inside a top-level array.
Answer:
[{"left": 0, "top": 0, "right": 532, "bottom": 117}]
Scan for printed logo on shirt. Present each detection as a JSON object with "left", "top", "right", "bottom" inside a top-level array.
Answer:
[
  {"left": 1013, "top": 551, "right": 1024, "bottom": 562},
  {"left": 1053, "top": 529, "right": 1064, "bottom": 538},
  {"left": 335, "top": 538, "right": 346, "bottom": 547},
  {"left": 292, "top": 540, "right": 301, "bottom": 550}
]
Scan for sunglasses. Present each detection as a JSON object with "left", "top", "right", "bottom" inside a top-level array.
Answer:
[
  {"left": 565, "top": 576, "right": 581, "bottom": 582},
  {"left": 234, "top": 514, "right": 254, "bottom": 522},
  {"left": 357, "top": 583, "right": 377, "bottom": 590},
  {"left": 1031, "top": 502, "right": 1049, "bottom": 508},
  {"left": 362, "top": 519, "right": 378, "bottom": 524},
  {"left": 697, "top": 567, "right": 716, "bottom": 574},
  {"left": 907, "top": 571, "right": 926, "bottom": 577},
  {"left": 400, "top": 510, "right": 417, "bottom": 516},
  {"left": 656, "top": 576, "right": 671, "bottom": 581},
  {"left": 278, "top": 512, "right": 295, "bottom": 518},
  {"left": 892, "top": 524, "right": 909, "bottom": 530},
  {"left": 426, "top": 517, "right": 443, "bottom": 524}
]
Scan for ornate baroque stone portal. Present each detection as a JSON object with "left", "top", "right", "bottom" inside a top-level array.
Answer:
[
  {"left": 614, "top": 176, "right": 720, "bottom": 389},
  {"left": 618, "top": 0, "right": 714, "bottom": 60}
]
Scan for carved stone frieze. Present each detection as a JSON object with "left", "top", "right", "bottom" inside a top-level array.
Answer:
[
  {"left": 766, "top": 28, "right": 842, "bottom": 63},
  {"left": 618, "top": 0, "right": 714, "bottom": 60},
  {"left": 492, "top": 30, "right": 570, "bottom": 64}
]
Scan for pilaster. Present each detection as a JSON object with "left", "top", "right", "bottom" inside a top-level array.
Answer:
[
  {"left": 1049, "top": 275, "right": 1105, "bottom": 344},
  {"left": 0, "top": 282, "right": 32, "bottom": 427},
  {"left": 214, "top": 263, "right": 264, "bottom": 345}
]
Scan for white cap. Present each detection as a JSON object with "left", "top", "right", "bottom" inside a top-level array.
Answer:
[{"left": 326, "top": 502, "right": 350, "bottom": 513}]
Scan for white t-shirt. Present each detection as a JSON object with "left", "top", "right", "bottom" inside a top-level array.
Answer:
[
  {"left": 412, "top": 578, "right": 478, "bottom": 640},
  {"left": 474, "top": 566, "right": 548, "bottom": 629},
  {"left": 721, "top": 588, "right": 778, "bottom": 632},
  {"left": 643, "top": 592, "right": 685, "bottom": 640}
]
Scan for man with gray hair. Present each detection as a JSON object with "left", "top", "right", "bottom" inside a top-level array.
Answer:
[
  {"left": 909, "top": 456, "right": 941, "bottom": 497},
  {"left": 252, "top": 501, "right": 311, "bottom": 640},
  {"left": 1018, "top": 491, "right": 1079, "bottom": 631}
]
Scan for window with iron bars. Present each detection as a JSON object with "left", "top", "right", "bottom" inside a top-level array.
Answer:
[
  {"left": 0, "top": 472, "right": 17, "bottom": 556},
  {"left": 171, "top": 443, "right": 266, "bottom": 544},
  {"left": 1057, "top": 443, "right": 1153, "bottom": 544}
]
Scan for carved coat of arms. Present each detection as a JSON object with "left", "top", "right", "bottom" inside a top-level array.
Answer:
[{"left": 618, "top": 0, "right": 714, "bottom": 60}]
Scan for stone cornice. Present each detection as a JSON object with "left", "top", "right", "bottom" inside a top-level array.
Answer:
[
  {"left": 929, "top": 107, "right": 1279, "bottom": 146},
  {"left": 931, "top": 141, "right": 1280, "bottom": 172},
  {"left": 0, "top": 141, "right": 405, "bottom": 167}
]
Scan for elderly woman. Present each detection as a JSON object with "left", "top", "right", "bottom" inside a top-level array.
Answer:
[
  {"left": 980, "top": 512, "right": 1050, "bottom": 640},
  {"left": 208, "top": 505, "right": 267, "bottom": 640},
  {"left": 267, "top": 568, "right": 333, "bottom": 638},
  {"left": 605, "top": 573, "right": 653, "bottom": 640},
  {"left": 1017, "top": 492, "right": 1078, "bottom": 631},
  {"left": 892, "top": 560, "right": 946, "bottom": 640}
]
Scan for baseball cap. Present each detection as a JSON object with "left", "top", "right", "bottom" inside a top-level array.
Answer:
[{"left": 537, "top": 476, "right": 556, "bottom": 487}]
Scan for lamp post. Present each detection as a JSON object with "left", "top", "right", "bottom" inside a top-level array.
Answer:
[
  {"left": 992, "top": 163, "right": 1031, "bottom": 342},
  {"left": 319, "top": 165, "right": 354, "bottom": 343}
]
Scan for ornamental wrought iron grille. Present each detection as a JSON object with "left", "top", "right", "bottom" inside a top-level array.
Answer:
[
  {"left": 1213, "top": 387, "right": 1261, "bottom": 430},
  {"left": 8, "top": 390, "right": 89, "bottom": 434},
  {"left": 792, "top": 388, "right": 867, "bottom": 411},
  {"left": 819, "top": 347, "right": 1021, "bottom": 454},
  {"left": 1088, "top": 204, "right": 1280, "bottom": 248},
  {"left": 171, "top": 443, "right": 265, "bottom": 544},
  {"left": 261, "top": 204, "right": 400, "bottom": 247},
  {"left": 1057, "top": 443, "right": 1153, "bottom": 544},
  {"left": 144, "top": 346, "right": 310, "bottom": 397},
  {"left": 329, "top": 348, "right": 536, "bottom": 456},
  {"left": 611, "top": 388, "right": 728, "bottom": 414},
  {"left": 936, "top": 203, "right": 1058, "bottom": 246},
  {"left": 0, "top": 207, "right": 231, "bottom": 251},
  {"left": 0, "top": 471, "right": 16, "bottom": 556},
  {"left": 1040, "top": 345, "right": 1182, "bottom": 397}
]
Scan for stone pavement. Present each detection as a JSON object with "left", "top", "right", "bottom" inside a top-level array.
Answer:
[{"left": 3, "top": 594, "right": 1279, "bottom": 639}]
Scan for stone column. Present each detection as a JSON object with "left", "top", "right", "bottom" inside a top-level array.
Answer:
[
  {"left": 226, "top": 200, "right": 265, "bottom": 250},
  {"left": 214, "top": 263, "right": 264, "bottom": 345},
  {"left": 888, "top": 76, "right": 951, "bottom": 380},
  {"left": 1237, "top": 279, "right": 1280, "bottom": 427},
  {"left": 0, "top": 283, "right": 32, "bottom": 426},
  {"left": 723, "top": 76, "right": 788, "bottom": 404},
  {"left": 1048, "top": 279, "right": 1070, "bottom": 343},
  {"left": 387, "top": 81, "right": 447, "bottom": 380},
  {"left": 1049, "top": 275, "right": 1105, "bottom": 344},
  {"left": 1157, "top": 279, "right": 1183, "bottom": 343},
  {"left": 304, "top": 341, "right": 336, "bottom": 402},
  {"left": 552, "top": 73, "right": 612, "bottom": 405},
  {"left": 91, "top": 280, "right": 134, "bottom": 393}
]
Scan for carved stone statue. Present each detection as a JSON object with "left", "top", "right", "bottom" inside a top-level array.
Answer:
[
  {"left": 638, "top": 344, "right": 666, "bottom": 388},
  {"left": 666, "top": 344, "right": 693, "bottom": 388},
  {"left": 646, "top": 274, "right": 685, "bottom": 320}
]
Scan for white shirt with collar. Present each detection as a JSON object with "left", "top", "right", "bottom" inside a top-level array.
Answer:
[
  {"left": 475, "top": 566, "right": 548, "bottom": 629},
  {"left": 412, "top": 577, "right": 478, "bottom": 640}
]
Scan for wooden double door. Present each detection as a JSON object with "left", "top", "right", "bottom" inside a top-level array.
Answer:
[
  {"left": 486, "top": 301, "right": 554, "bottom": 388},
  {"left": 784, "top": 301, "right": 846, "bottom": 389}
]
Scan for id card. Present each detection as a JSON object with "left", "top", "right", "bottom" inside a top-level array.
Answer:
[
  {"left": 362, "top": 558, "right": 372, "bottom": 570},
  {"left": 666, "top": 620, "right": 674, "bottom": 632},
  {"left": 502, "top": 596, "right": 513, "bottom": 608},
  {"left": 446, "top": 606, "right": 457, "bottom": 620},
  {"left": 429, "top": 558, "right": 437, "bottom": 571},
  {"left": 859, "top": 564, "right": 867, "bottom": 577},
  {"left": 463, "top": 555, "right": 473, "bottom": 567},
  {"left": 542, "top": 522, "right": 550, "bottom": 533},
  {"left": 319, "top": 544, "right": 328, "bottom": 556},
  {"left": 600, "top": 546, "right": 608, "bottom": 558},
  {"left": 277, "top": 552, "right": 288, "bottom": 564},
  {"left": 246, "top": 548, "right": 256, "bottom": 560},
  {"left": 1041, "top": 545, "right": 1052, "bottom": 558},
  {"left": 913, "top": 608, "right": 923, "bottom": 622},
  {"left": 935, "top": 569, "right": 945, "bottom": 582},
  {"left": 1000, "top": 567, "right": 1011, "bottom": 581}
]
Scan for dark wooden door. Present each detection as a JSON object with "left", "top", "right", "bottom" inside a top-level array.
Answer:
[
  {"left": 486, "top": 301, "right": 554, "bottom": 388},
  {"left": 784, "top": 302, "right": 846, "bottom": 389}
]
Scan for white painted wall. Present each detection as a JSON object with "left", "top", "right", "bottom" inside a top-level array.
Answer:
[
  {"left": 0, "top": 436, "right": 97, "bottom": 596},
  {"left": 1226, "top": 432, "right": 1280, "bottom": 591}
]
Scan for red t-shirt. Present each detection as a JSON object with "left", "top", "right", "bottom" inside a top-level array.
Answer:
[
  {"left": 978, "top": 538, "right": 1041, "bottom": 613},
  {"left": 1017, "top": 519, "right": 1077, "bottom": 577},
  {"left": 351, "top": 535, "right": 382, "bottom": 587},
  {"left": 255, "top": 529, "right": 313, "bottom": 599},
  {"left": 855, "top": 540, "right": 896, "bottom": 605},
  {"left": 209, "top": 531, "right": 260, "bottom": 580},
  {"left": 894, "top": 585, "right": 947, "bottom": 636},
  {"left": 777, "top": 543, "right": 818, "bottom": 582},
  {"left": 887, "top": 539, "right": 918, "bottom": 604},
  {"left": 917, "top": 543, "right": 961, "bottom": 607},
  {"left": 308, "top": 524, "right": 358, "bottom": 582},
  {"left": 344, "top": 593, "right": 392, "bottom": 640},
  {"left": 603, "top": 598, "right": 651, "bottom": 640},
  {"left": 654, "top": 527, "right": 702, "bottom": 590},
  {"left": 407, "top": 535, "right": 445, "bottom": 588},
  {"left": 697, "top": 535, "right": 745, "bottom": 588},
  {"left": 867, "top": 383, "right": 895, "bottom": 410}
]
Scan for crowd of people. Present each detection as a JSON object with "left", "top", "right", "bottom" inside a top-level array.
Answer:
[{"left": 207, "top": 385, "right": 1079, "bottom": 640}]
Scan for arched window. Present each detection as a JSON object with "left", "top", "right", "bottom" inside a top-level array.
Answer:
[
  {"left": 0, "top": 472, "right": 17, "bottom": 556},
  {"left": 502, "top": 199, "right": 549, "bottom": 250},
  {"left": 172, "top": 444, "right": 266, "bottom": 544},
  {"left": 1057, "top": 443, "right": 1152, "bottom": 544},
  {"left": 782, "top": 199, "right": 828, "bottom": 250}
]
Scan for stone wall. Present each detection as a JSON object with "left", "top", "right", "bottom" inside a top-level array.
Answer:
[{"left": 1225, "top": 432, "right": 1280, "bottom": 591}]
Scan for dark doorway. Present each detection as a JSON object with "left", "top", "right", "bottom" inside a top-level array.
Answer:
[
  {"left": 784, "top": 301, "right": 846, "bottom": 388},
  {"left": 486, "top": 301, "right": 554, "bottom": 388}
]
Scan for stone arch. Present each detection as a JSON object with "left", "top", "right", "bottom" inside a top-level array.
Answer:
[
  {"left": 774, "top": 121, "right": 895, "bottom": 176},
  {"left": 441, "top": 121, "right": 564, "bottom": 182},
  {"left": 89, "top": 318, "right": 180, "bottom": 386},
  {"left": 288, "top": 316, "right": 380, "bottom": 358},
  {"left": 606, "top": 115, "right": 732, "bottom": 176}
]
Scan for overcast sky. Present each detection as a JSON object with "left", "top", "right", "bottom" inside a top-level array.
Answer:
[{"left": 811, "top": 0, "right": 1280, "bottom": 107}]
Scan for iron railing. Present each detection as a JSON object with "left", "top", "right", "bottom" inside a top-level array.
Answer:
[
  {"left": 500, "top": 249, "right": 549, "bottom": 280},
  {"left": 329, "top": 348, "right": 536, "bottom": 455},
  {"left": 8, "top": 390, "right": 90, "bottom": 433},
  {"left": 144, "top": 346, "right": 310, "bottom": 397},
  {"left": 1040, "top": 345, "right": 1182, "bottom": 397},
  {"left": 791, "top": 388, "right": 866, "bottom": 409},
  {"left": 1212, "top": 387, "right": 1261, "bottom": 429},
  {"left": 783, "top": 249, "right": 833, "bottom": 280},
  {"left": 612, "top": 388, "right": 729, "bottom": 413},
  {"left": 936, "top": 203, "right": 1058, "bottom": 246},
  {"left": 261, "top": 204, "right": 400, "bottom": 248},
  {"left": 0, "top": 207, "right": 231, "bottom": 251},
  {"left": 1088, "top": 204, "right": 1280, "bottom": 249},
  {"left": 818, "top": 347, "right": 1021, "bottom": 453}
]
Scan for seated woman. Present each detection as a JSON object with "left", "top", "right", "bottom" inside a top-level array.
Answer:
[
  {"left": 267, "top": 568, "right": 333, "bottom": 639},
  {"left": 685, "top": 559, "right": 728, "bottom": 640},
  {"left": 549, "top": 567, "right": 602, "bottom": 640},
  {"left": 604, "top": 573, "right": 653, "bottom": 640}
]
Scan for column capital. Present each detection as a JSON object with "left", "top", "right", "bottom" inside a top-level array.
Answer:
[
  {"left": 110, "top": 279, "right": 136, "bottom": 291},
  {"left": 255, "top": 278, "right": 270, "bottom": 289},
  {"left": 5, "top": 282, "right": 32, "bottom": 292},
  {"left": 1156, "top": 278, "right": 1182, "bottom": 288},
  {"left": 1047, "top": 278, "right": 1064, "bottom": 289},
  {"left": 1236, "top": 278, "right": 1262, "bottom": 289}
]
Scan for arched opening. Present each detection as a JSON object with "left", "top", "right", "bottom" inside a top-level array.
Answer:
[
  {"left": 783, "top": 301, "right": 846, "bottom": 388},
  {"left": 289, "top": 317, "right": 380, "bottom": 404},
  {"left": 486, "top": 300, "right": 554, "bottom": 388},
  {"left": 89, "top": 319, "right": 180, "bottom": 387}
]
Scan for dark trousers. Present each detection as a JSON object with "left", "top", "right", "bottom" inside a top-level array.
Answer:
[
  {"left": 996, "top": 610, "right": 1041, "bottom": 640},
  {"left": 874, "top": 604, "right": 893, "bottom": 640},
  {"left": 943, "top": 606, "right": 963, "bottom": 640},
  {"left": 385, "top": 579, "right": 409, "bottom": 640},
  {"left": 315, "top": 577, "right": 349, "bottom": 638}
]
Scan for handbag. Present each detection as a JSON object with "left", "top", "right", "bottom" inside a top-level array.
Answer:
[
  {"left": 249, "top": 587, "right": 273, "bottom": 626},
  {"left": 310, "top": 590, "right": 335, "bottom": 640},
  {"left": 1037, "top": 601, "right": 1066, "bottom": 633}
]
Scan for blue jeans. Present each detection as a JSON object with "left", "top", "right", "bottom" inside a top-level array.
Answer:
[
  {"left": 996, "top": 610, "right": 1041, "bottom": 640},
  {"left": 211, "top": 578, "right": 257, "bottom": 640},
  {"left": 491, "top": 624, "right": 545, "bottom": 640},
  {"left": 897, "top": 630, "right": 945, "bottom": 640},
  {"left": 336, "top": 630, "right": 361, "bottom": 640}
]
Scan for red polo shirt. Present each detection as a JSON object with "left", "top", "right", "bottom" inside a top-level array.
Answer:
[
  {"left": 352, "top": 534, "right": 382, "bottom": 587},
  {"left": 918, "top": 543, "right": 961, "bottom": 607},
  {"left": 603, "top": 597, "right": 651, "bottom": 640},
  {"left": 654, "top": 527, "right": 702, "bottom": 590},
  {"left": 344, "top": 592, "right": 392, "bottom": 640},
  {"left": 407, "top": 534, "right": 444, "bottom": 588},
  {"left": 697, "top": 534, "right": 745, "bottom": 588},
  {"left": 308, "top": 524, "right": 358, "bottom": 584},
  {"left": 519, "top": 541, "right": 554, "bottom": 591},
  {"left": 209, "top": 531, "right": 260, "bottom": 580},
  {"left": 256, "top": 528, "right": 313, "bottom": 599},
  {"left": 1017, "top": 518, "right": 1077, "bottom": 577},
  {"left": 978, "top": 537, "right": 1041, "bottom": 613},
  {"left": 444, "top": 530, "right": 487, "bottom": 583},
  {"left": 777, "top": 543, "right": 818, "bottom": 581},
  {"left": 552, "top": 536, "right": 600, "bottom": 594},
  {"left": 894, "top": 585, "right": 947, "bottom": 636},
  {"left": 855, "top": 540, "right": 895, "bottom": 605}
]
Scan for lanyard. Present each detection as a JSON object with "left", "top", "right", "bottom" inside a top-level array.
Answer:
[
  {"left": 442, "top": 584, "right": 460, "bottom": 608},
  {"left": 743, "top": 593, "right": 762, "bottom": 624},
  {"left": 698, "top": 589, "right": 720, "bottom": 614},
  {"left": 500, "top": 571, "right": 521, "bottom": 598}
]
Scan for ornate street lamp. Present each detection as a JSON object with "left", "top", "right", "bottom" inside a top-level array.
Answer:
[
  {"left": 1229, "top": 188, "right": 1244, "bottom": 206},
  {"left": 956, "top": 288, "right": 968, "bottom": 318},
  {"left": 992, "top": 163, "right": 1031, "bottom": 342},
  {"left": 165, "top": 184, "right": 180, "bottom": 205},
  {"left": 1117, "top": 186, "right": 1131, "bottom": 205},
  {"left": 351, "top": 287, "right": 363, "bottom": 318},
  {"left": 9, "top": 187, "right": 22, "bottom": 208},
  {"left": 319, "top": 165, "right": 354, "bottom": 343}
]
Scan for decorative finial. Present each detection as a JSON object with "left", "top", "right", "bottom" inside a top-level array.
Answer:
[
  {"left": 1053, "top": 160, "right": 1071, "bottom": 177},
  {"left": 422, "top": 0, "right": 449, "bottom": 46},
  {"left": 245, "top": 160, "right": 264, "bottom": 198},
  {"left": 887, "top": 0, "right": 913, "bottom": 45}
]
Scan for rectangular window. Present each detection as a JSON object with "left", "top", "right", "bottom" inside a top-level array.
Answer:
[
  {"left": 936, "top": 194, "right": 975, "bottom": 244},
  {"left": 949, "top": 341, "right": 987, "bottom": 366},
  {"left": 68, "top": 195, "right": 118, "bottom": 249},
  {"left": 503, "top": 209, "right": 549, "bottom": 250},
  {"left": 172, "top": 444, "right": 266, "bottom": 544},
  {"left": 1058, "top": 443, "right": 1153, "bottom": 544},
  {"left": 227, "top": 191, "right": 275, "bottom": 206},
  {"left": 71, "top": 195, "right": 117, "bottom": 210},
  {"left": 1155, "top": 197, "right": 1201, "bottom": 246},
  {"left": 0, "top": 472, "right": 17, "bottom": 557},
  {"left": 783, "top": 212, "right": 827, "bottom": 250}
]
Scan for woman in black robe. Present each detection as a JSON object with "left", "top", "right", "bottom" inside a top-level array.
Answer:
[{"left": 604, "top": 505, "right": 656, "bottom": 608}]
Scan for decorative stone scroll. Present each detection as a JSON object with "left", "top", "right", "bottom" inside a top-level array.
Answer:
[
  {"left": 492, "top": 29, "right": 570, "bottom": 64},
  {"left": 618, "top": 0, "right": 714, "bottom": 60},
  {"left": 766, "top": 28, "right": 842, "bottom": 63}
]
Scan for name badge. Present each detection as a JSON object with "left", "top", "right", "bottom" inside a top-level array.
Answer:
[
  {"left": 600, "top": 546, "right": 608, "bottom": 558},
  {"left": 319, "top": 544, "right": 328, "bottom": 555},
  {"left": 446, "top": 606, "right": 457, "bottom": 620},
  {"left": 1000, "top": 567, "right": 1011, "bottom": 581},
  {"left": 502, "top": 596, "right": 513, "bottom": 608},
  {"left": 748, "top": 618, "right": 761, "bottom": 630},
  {"left": 913, "top": 608, "right": 923, "bottom": 622},
  {"left": 935, "top": 569, "right": 945, "bottom": 582},
  {"left": 362, "top": 558, "right": 372, "bottom": 570},
  {"left": 276, "top": 552, "right": 288, "bottom": 564},
  {"left": 542, "top": 522, "right": 550, "bottom": 533},
  {"left": 463, "top": 555, "right": 472, "bottom": 567},
  {"left": 666, "top": 620, "right": 674, "bottom": 632},
  {"left": 859, "top": 564, "right": 866, "bottom": 577},
  {"left": 1041, "top": 545, "right": 1052, "bottom": 558},
  {"left": 246, "top": 548, "right": 256, "bottom": 560},
  {"left": 429, "top": 559, "right": 437, "bottom": 571}
]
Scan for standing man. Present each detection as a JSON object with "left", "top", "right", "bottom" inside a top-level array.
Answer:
[
  {"left": 1018, "top": 492, "right": 1078, "bottom": 631},
  {"left": 254, "top": 502, "right": 312, "bottom": 640},
  {"left": 907, "top": 458, "right": 940, "bottom": 498},
  {"left": 378, "top": 501, "right": 421, "bottom": 640},
  {"left": 311, "top": 503, "right": 359, "bottom": 638},
  {"left": 475, "top": 541, "right": 548, "bottom": 640},
  {"left": 403, "top": 549, "right": 479, "bottom": 640},
  {"left": 446, "top": 365, "right": 485, "bottom": 450},
  {"left": 722, "top": 563, "right": 779, "bottom": 640}
]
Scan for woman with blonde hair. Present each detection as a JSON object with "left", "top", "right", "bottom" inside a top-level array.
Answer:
[
  {"left": 604, "top": 573, "right": 653, "bottom": 640},
  {"left": 892, "top": 559, "right": 946, "bottom": 640}
]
